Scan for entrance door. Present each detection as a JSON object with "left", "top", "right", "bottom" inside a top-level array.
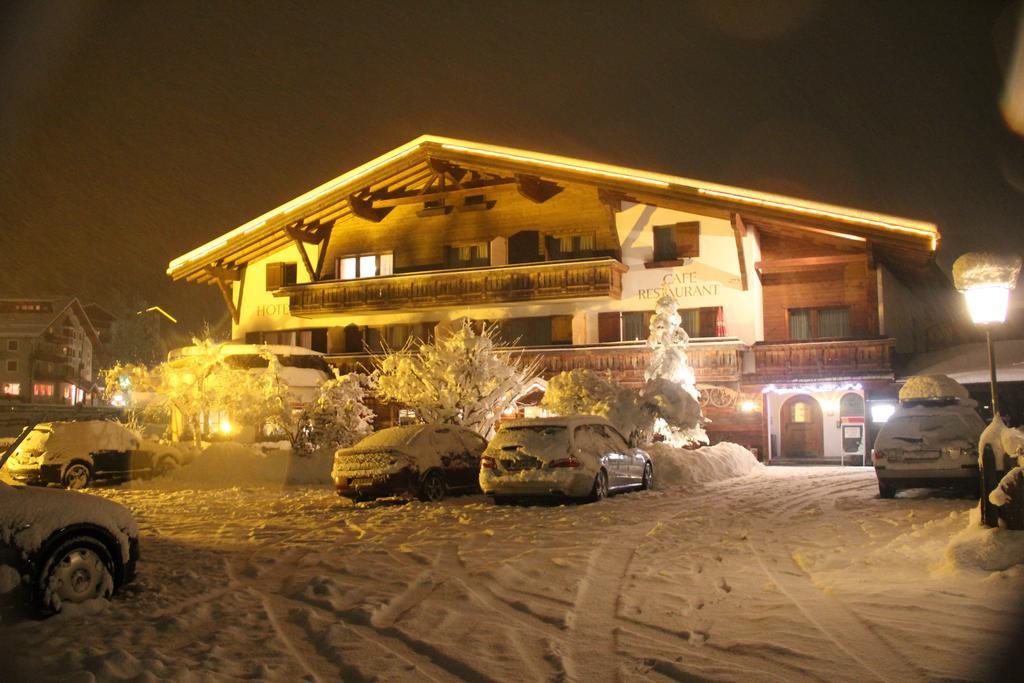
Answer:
[{"left": 780, "top": 394, "right": 823, "bottom": 459}]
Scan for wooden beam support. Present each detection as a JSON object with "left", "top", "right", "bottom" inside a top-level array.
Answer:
[
  {"left": 516, "top": 174, "right": 563, "bottom": 203},
  {"left": 730, "top": 213, "right": 750, "bottom": 291},
  {"left": 214, "top": 277, "right": 240, "bottom": 325},
  {"left": 426, "top": 157, "right": 467, "bottom": 186},
  {"left": 371, "top": 179, "right": 516, "bottom": 207},
  {"left": 348, "top": 193, "right": 393, "bottom": 223},
  {"left": 285, "top": 221, "right": 322, "bottom": 245},
  {"left": 755, "top": 254, "right": 866, "bottom": 275},
  {"left": 204, "top": 265, "right": 241, "bottom": 282},
  {"left": 314, "top": 223, "right": 334, "bottom": 279},
  {"left": 597, "top": 187, "right": 632, "bottom": 212}
]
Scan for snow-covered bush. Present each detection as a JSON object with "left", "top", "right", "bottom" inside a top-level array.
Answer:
[
  {"left": 374, "top": 319, "right": 539, "bottom": 436},
  {"left": 898, "top": 374, "right": 970, "bottom": 403},
  {"left": 541, "top": 369, "right": 653, "bottom": 445},
  {"left": 295, "top": 371, "right": 375, "bottom": 456}
]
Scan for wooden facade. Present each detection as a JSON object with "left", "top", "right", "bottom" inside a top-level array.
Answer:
[{"left": 168, "top": 136, "right": 956, "bottom": 462}]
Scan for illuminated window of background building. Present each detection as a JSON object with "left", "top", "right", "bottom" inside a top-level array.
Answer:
[
  {"left": 33, "top": 383, "right": 53, "bottom": 397},
  {"left": 1, "top": 383, "right": 19, "bottom": 396}
]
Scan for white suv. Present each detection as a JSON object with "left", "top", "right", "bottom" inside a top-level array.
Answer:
[{"left": 872, "top": 400, "right": 984, "bottom": 498}]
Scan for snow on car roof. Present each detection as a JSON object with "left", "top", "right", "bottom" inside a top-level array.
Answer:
[{"left": 500, "top": 415, "right": 614, "bottom": 430}]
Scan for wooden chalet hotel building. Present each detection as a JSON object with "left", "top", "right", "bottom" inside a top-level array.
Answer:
[{"left": 168, "top": 136, "right": 957, "bottom": 463}]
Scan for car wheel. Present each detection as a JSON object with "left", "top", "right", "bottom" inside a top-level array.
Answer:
[
  {"left": 62, "top": 463, "right": 92, "bottom": 490},
  {"left": 36, "top": 535, "right": 116, "bottom": 614},
  {"left": 878, "top": 480, "right": 897, "bottom": 499},
  {"left": 493, "top": 495, "right": 514, "bottom": 506},
  {"left": 641, "top": 462, "right": 654, "bottom": 490},
  {"left": 419, "top": 470, "right": 447, "bottom": 503},
  {"left": 589, "top": 469, "right": 609, "bottom": 502},
  {"left": 153, "top": 454, "right": 178, "bottom": 477}
]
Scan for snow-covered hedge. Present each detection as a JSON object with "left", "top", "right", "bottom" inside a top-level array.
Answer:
[
  {"left": 898, "top": 374, "right": 970, "bottom": 403},
  {"left": 644, "top": 441, "right": 761, "bottom": 487}
]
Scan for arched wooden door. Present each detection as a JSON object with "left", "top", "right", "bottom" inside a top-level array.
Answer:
[{"left": 780, "top": 394, "right": 823, "bottom": 459}]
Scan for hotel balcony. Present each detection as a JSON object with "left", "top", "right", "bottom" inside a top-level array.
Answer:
[
  {"left": 326, "top": 340, "right": 745, "bottom": 386},
  {"left": 32, "top": 359, "right": 83, "bottom": 383},
  {"left": 746, "top": 338, "right": 895, "bottom": 383},
  {"left": 278, "top": 258, "right": 628, "bottom": 315}
]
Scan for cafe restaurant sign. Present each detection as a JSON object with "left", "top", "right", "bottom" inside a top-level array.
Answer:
[{"left": 637, "top": 271, "right": 721, "bottom": 300}]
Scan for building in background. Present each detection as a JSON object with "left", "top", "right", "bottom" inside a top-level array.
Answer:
[
  {"left": 0, "top": 297, "right": 100, "bottom": 405},
  {"left": 167, "top": 136, "right": 962, "bottom": 463}
]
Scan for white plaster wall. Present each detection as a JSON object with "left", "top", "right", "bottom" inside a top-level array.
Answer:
[
  {"left": 232, "top": 242, "right": 321, "bottom": 339},
  {"left": 614, "top": 202, "right": 763, "bottom": 345}
]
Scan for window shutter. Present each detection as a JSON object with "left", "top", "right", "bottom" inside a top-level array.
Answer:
[
  {"left": 311, "top": 328, "right": 328, "bottom": 353},
  {"left": 674, "top": 222, "right": 700, "bottom": 258},
  {"left": 265, "top": 263, "right": 283, "bottom": 290},
  {"left": 551, "top": 315, "right": 573, "bottom": 344},
  {"left": 698, "top": 307, "right": 718, "bottom": 338},
  {"left": 545, "top": 235, "right": 561, "bottom": 260},
  {"left": 598, "top": 312, "right": 622, "bottom": 343}
]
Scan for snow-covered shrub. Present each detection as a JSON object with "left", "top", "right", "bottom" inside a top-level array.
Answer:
[
  {"left": 541, "top": 369, "right": 654, "bottom": 445},
  {"left": 295, "top": 371, "right": 375, "bottom": 456},
  {"left": 898, "top": 374, "right": 970, "bottom": 403},
  {"left": 374, "top": 319, "right": 539, "bottom": 436}
]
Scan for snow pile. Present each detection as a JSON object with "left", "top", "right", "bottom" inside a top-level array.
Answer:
[
  {"left": 943, "top": 507, "right": 1024, "bottom": 572},
  {"left": 898, "top": 374, "right": 970, "bottom": 403},
  {"left": 644, "top": 441, "right": 761, "bottom": 487},
  {"left": 951, "top": 252, "right": 1022, "bottom": 290},
  {"left": 145, "top": 442, "right": 333, "bottom": 488}
]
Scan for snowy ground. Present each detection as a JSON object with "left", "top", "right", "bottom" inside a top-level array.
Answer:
[{"left": 4, "top": 466, "right": 1022, "bottom": 682}]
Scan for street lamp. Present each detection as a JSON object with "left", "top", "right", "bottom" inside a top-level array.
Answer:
[
  {"left": 952, "top": 252, "right": 1021, "bottom": 417},
  {"left": 953, "top": 252, "right": 1021, "bottom": 527}
]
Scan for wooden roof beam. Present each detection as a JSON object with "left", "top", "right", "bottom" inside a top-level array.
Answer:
[
  {"left": 516, "top": 174, "right": 563, "bottom": 203},
  {"left": 348, "top": 192, "right": 393, "bottom": 223}
]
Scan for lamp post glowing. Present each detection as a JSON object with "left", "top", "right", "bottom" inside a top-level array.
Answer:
[{"left": 953, "top": 252, "right": 1021, "bottom": 527}]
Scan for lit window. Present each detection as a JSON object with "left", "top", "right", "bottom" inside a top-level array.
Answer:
[
  {"left": 792, "top": 401, "right": 809, "bottom": 423},
  {"left": 337, "top": 253, "right": 392, "bottom": 280},
  {"left": 1, "top": 383, "right": 20, "bottom": 396},
  {"left": 33, "top": 383, "right": 54, "bottom": 397},
  {"left": 789, "top": 307, "right": 850, "bottom": 340},
  {"left": 339, "top": 257, "right": 357, "bottom": 280},
  {"left": 359, "top": 255, "right": 378, "bottom": 278}
]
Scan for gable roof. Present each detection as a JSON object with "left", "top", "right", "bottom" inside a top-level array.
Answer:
[
  {"left": 167, "top": 135, "right": 939, "bottom": 283},
  {"left": 0, "top": 297, "right": 100, "bottom": 344}
]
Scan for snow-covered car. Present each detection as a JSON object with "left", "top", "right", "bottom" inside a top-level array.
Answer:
[
  {"left": 872, "top": 400, "right": 985, "bottom": 498},
  {"left": 333, "top": 424, "right": 487, "bottom": 502},
  {"left": 0, "top": 481, "right": 140, "bottom": 615},
  {"left": 5, "top": 420, "right": 185, "bottom": 489},
  {"left": 480, "top": 416, "right": 653, "bottom": 503}
]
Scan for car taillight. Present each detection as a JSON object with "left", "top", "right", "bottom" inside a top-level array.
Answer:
[
  {"left": 481, "top": 456, "right": 496, "bottom": 470},
  {"left": 549, "top": 456, "right": 581, "bottom": 468},
  {"left": 871, "top": 449, "right": 884, "bottom": 462}
]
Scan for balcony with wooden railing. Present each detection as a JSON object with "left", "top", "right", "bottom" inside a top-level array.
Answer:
[
  {"left": 746, "top": 338, "right": 894, "bottom": 382},
  {"left": 278, "top": 258, "right": 628, "bottom": 315},
  {"left": 326, "top": 340, "right": 744, "bottom": 386}
]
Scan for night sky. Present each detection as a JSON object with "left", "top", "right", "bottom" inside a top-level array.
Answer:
[{"left": 3, "top": 0, "right": 1024, "bottom": 333}]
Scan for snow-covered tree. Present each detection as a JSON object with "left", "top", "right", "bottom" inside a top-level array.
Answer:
[
  {"left": 541, "top": 369, "right": 654, "bottom": 445},
  {"left": 295, "top": 371, "right": 375, "bottom": 455},
  {"left": 374, "top": 319, "right": 538, "bottom": 436},
  {"left": 644, "top": 292, "right": 707, "bottom": 445},
  {"left": 103, "top": 336, "right": 291, "bottom": 446}
]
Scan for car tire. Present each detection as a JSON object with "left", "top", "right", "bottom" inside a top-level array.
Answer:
[
  {"left": 589, "top": 469, "right": 609, "bottom": 502},
  {"left": 878, "top": 480, "right": 897, "bottom": 499},
  {"left": 153, "top": 454, "right": 178, "bottom": 478},
  {"left": 419, "top": 470, "right": 447, "bottom": 503},
  {"left": 35, "top": 534, "right": 116, "bottom": 615},
  {"left": 641, "top": 462, "right": 654, "bottom": 490},
  {"left": 493, "top": 495, "right": 515, "bottom": 506},
  {"left": 62, "top": 462, "right": 92, "bottom": 490}
]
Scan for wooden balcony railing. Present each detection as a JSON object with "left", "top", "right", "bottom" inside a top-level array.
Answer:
[
  {"left": 746, "top": 338, "right": 894, "bottom": 381},
  {"left": 279, "top": 258, "right": 628, "bottom": 315},
  {"left": 326, "top": 341, "right": 744, "bottom": 386}
]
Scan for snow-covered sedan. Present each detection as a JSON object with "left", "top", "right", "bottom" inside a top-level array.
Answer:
[
  {"left": 0, "top": 481, "right": 140, "bottom": 615},
  {"left": 480, "top": 416, "right": 653, "bottom": 503},
  {"left": 333, "top": 424, "right": 487, "bottom": 502},
  {"left": 5, "top": 420, "right": 184, "bottom": 489}
]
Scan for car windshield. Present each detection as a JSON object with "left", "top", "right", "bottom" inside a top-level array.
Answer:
[
  {"left": 491, "top": 425, "right": 570, "bottom": 459},
  {"left": 354, "top": 426, "right": 424, "bottom": 450},
  {"left": 880, "top": 414, "right": 975, "bottom": 448},
  {"left": 16, "top": 426, "right": 52, "bottom": 451}
]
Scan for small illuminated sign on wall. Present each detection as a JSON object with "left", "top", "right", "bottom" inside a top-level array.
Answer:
[{"left": 870, "top": 402, "right": 897, "bottom": 423}]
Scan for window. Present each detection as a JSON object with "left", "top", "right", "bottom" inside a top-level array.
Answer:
[
  {"left": 445, "top": 242, "right": 490, "bottom": 268},
  {"left": 5, "top": 360, "right": 16, "bottom": 372},
  {"left": 598, "top": 311, "right": 652, "bottom": 343},
  {"left": 791, "top": 401, "right": 810, "bottom": 423},
  {"left": 551, "top": 315, "right": 573, "bottom": 345},
  {"left": 788, "top": 307, "right": 850, "bottom": 340},
  {"left": 336, "top": 253, "right": 393, "bottom": 280},
  {"left": 545, "top": 232, "right": 596, "bottom": 260},
  {"left": 7, "top": 340, "right": 17, "bottom": 352},
  {"left": 266, "top": 262, "right": 298, "bottom": 290},
  {"left": 1, "top": 383, "right": 19, "bottom": 396},
  {"left": 839, "top": 393, "right": 864, "bottom": 418},
  {"left": 652, "top": 222, "right": 700, "bottom": 262},
  {"left": 678, "top": 307, "right": 722, "bottom": 338},
  {"left": 33, "top": 383, "right": 54, "bottom": 397}
]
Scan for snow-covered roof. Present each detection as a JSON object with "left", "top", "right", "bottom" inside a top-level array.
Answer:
[{"left": 900, "top": 339, "right": 1024, "bottom": 384}]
